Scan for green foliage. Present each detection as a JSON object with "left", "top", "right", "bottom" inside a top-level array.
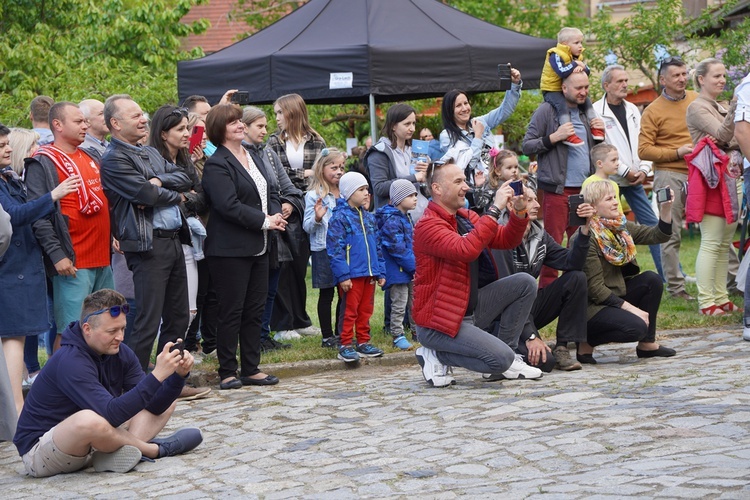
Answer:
[
  {"left": 586, "top": 0, "right": 739, "bottom": 90},
  {"left": 235, "top": 0, "right": 307, "bottom": 38},
  {"left": 716, "top": 17, "right": 750, "bottom": 93},
  {"left": 448, "top": 0, "right": 587, "bottom": 39},
  {"left": 0, "top": 0, "right": 209, "bottom": 126}
]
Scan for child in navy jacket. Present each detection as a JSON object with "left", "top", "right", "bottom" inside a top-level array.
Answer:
[
  {"left": 327, "top": 172, "right": 386, "bottom": 362},
  {"left": 376, "top": 179, "right": 417, "bottom": 351}
]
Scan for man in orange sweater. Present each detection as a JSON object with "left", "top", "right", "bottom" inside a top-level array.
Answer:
[{"left": 638, "top": 57, "right": 697, "bottom": 300}]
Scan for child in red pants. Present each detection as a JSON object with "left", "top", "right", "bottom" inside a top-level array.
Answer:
[{"left": 326, "top": 172, "right": 386, "bottom": 362}]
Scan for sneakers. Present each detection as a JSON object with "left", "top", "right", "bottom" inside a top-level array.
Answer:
[
  {"left": 321, "top": 336, "right": 340, "bottom": 349},
  {"left": 297, "top": 325, "right": 322, "bottom": 336},
  {"left": 177, "top": 385, "right": 212, "bottom": 401},
  {"left": 260, "top": 337, "right": 292, "bottom": 352},
  {"left": 150, "top": 428, "right": 203, "bottom": 458},
  {"left": 92, "top": 445, "right": 142, "bottom": 473},
  {"left": 274, "top": 330, "right": 301, "bottom": 341},
  {"left": 338, "top": 345, "right": 360, "bottom": 362},
  {"left": 563, "top": 134, "right": 585, "bottom": 147},
  {"left": 552, "top": 345, "right": 582, "bottom": 371},
  {"left": 392, "top": 335, "right": 413, "bottom": 351},
  {"left": 22, "top": 372, "right": 39, "bottom": 388},
  {"left": 591, "top": 127, "right": 605, "bottom": 141},
  {"left": 744, "top": 319, "right": 750, "bottom": 341},
  {"left": 356, "top": 343, "right": 384, "bottom": 358},
  {"left": 415, "top": 346, "right": 455, "bottom": 387},
  {"left": 487, "top": 354, "right": 543, "bottom": 380}
]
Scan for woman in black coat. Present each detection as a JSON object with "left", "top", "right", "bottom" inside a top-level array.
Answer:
[{"left": 201, "top": 105, "right": 287, "bottom": 390}]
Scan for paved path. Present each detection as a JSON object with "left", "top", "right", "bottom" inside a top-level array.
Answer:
[{"left": 2, "top": 329, "right": 750, "bottom": 498}]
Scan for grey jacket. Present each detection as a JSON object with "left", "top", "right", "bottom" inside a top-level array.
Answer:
[{"left": 522, "top": 102, "right": 597, "bottom": 194}]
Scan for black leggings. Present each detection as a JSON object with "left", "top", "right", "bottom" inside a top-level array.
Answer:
[
  {"left": 586, "top": 271, "right": 662, "bottom": 347},
  {"left": 318, "top": 287, "right": 341, "bottom": 339}
]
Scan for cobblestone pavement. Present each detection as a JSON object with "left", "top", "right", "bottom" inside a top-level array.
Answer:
[{"left": 2, "top": 329, "right": 750, "bottom": 498}]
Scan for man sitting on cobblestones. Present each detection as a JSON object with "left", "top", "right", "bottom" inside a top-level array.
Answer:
[
  {"left": 412, "top": 160, "right": 541, "bottom": 387},
  {"left": 13, "top": 289, "right": 202, "bottom": 477}
]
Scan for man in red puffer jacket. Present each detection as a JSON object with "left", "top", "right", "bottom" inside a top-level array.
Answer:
[{"left": 412, "top": 159, "right": 541, "bottom": 387}]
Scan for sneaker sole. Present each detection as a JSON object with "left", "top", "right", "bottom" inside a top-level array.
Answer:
[
  {"left": 416, "top": 352, "right": 456, "bottom": 387},
  {"left": 337, "top": 354, "right": 360, "bottom": 363},
  {"left": 177, "top": 388, "right": 212, "bottom": 401},
  {"left": 556, "top": 362, "right": 583, "bottom": 371},
  {"left": 92, "top": 445, "right": 142, "bottom": 473},
  {"left": 357, "top": 352, "right": 384, "bottom": 358}
]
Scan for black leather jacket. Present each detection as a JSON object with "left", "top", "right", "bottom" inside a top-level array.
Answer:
[{"left": 101, "top": 138, "right": 191, "bottom": 253}]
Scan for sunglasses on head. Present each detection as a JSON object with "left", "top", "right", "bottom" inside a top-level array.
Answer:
[
  {"left": 82, "top": 304, "right": 130, "bottom": 325},
  {"left": 170, "top": 107, "right": 189, "bottom": 118},
  {"left": 658, "top": 56, "right": 684, "bottom": 75}
]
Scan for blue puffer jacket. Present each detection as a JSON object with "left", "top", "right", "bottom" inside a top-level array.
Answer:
[
  {"left": 326, "top": 198, "right": 385, "bottom": 284},
  {"left": 375, "top": 204, "right": 415, "bottom": 289}
]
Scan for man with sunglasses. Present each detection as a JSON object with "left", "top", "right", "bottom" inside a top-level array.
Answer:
[
  {"left": 638, "top": 57, "right": 697, "bottom": 301},
  {"left": 13, "top": 289, "right": 202, "bottom": 477},
  {"left": 100, "top": 95, "right": 193, "bottom": 372}
]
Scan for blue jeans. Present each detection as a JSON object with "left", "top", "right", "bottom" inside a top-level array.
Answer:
[{"left": 620, "top": 184, "right": 664, "bottom": 280}]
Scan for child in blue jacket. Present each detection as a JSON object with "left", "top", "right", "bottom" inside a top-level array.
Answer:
[
  {"left": 375, "top": 179, "right": 417, "bottom": 351},
  {"left": 327, "top": 172, "right": 386, "bottom": 362}
]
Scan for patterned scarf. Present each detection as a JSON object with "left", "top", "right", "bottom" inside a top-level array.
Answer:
[
  {"left": 34, "top": 145, "right": 104, "bottom": 215},
  {"left": 589, "top": 215, "right": 637, "bottom": 266}
]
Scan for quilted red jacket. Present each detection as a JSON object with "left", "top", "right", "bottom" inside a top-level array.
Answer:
[
  {"left": 412, "top": 201, "right": 529, "bottom": 337},
  {"left": 685, "top": 137, "right": 738, "bottom": 224}
]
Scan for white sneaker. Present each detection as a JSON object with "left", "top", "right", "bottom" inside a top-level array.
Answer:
[
  {"left": 274, "top": 330, "right": 301, "bottom": 341},
  {"left": 497, "top": 354, "right": 543, "bottom": 380},
  {"left": 296, "top": 325, "right": 322, "bottom": 336},
  {"left": 743, "top": 324, "right": 750, "bottom": 341},
  {"left": 415, "top": 346, "right": 455, "bottom": 387}
]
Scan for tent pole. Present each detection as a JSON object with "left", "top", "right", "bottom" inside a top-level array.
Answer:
[{"left": 369, "top": 94, "right": 378, "bottom": 143}]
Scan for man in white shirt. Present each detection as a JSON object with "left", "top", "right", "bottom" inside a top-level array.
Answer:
[{"left": 734, "top": 72, "right": 750, "bottom": 340}]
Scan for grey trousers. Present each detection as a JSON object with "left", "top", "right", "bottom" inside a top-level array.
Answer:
[
  {"left": 654, "top": 170, "right": 688, "bottom": 294},
  {"left": 389, "top": 282, "right": 414, "bottom": 337},
  {"left": 416, "top": 273, "right": 537, "bottom": 373}
]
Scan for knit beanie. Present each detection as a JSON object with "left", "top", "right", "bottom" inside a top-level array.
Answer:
[
  {"left": 339, "top": 172, "right": 369, "bottom": 201},
  {"left": 389, "top": 179, "right": 417, "bottom": 207}
]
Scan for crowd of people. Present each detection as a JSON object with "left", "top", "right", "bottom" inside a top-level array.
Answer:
[{"left": 1, "top": 25, "right": 750, "bottom": 476}]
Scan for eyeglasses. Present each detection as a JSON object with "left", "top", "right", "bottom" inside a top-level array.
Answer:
[
  {"left": 658, "top": 56, "right": 684, "bottom": 76},
  {"left": 82, "top": 304, "right": 130, "bottom": 325},
  {"left": 170, "top": 107, "right": 189, "bottom": 118}
]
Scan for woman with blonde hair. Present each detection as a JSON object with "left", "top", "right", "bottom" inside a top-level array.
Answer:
[
  {"left": 265, "top": 94, "right": 326, "bottom": 339},
  {"left": 685, "top": 57, "right": 741, "bottom": 316},
  {"left": 9, "top": 128, "right": 40, "bottom": 176},
  {"left": 573, "top": 180, "right": 675, "bottom": 364}
]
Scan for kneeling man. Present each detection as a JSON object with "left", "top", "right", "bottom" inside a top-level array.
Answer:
[{"left": 14, "top": 289, "right": 202, "bottom": 477}]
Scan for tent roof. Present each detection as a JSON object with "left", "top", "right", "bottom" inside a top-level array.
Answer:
[{"left": 177, "top": 0, "right": 554, "bottom": 105}]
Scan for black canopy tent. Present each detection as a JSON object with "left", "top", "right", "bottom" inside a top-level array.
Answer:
[{"left": 177, "top": 0, "right": 554, "bottom": 138}]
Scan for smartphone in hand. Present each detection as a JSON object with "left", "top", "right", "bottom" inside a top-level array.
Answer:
[
  {"left": 498, "top": 63, "right": 512, "bottom": 91},
  {"left": 568, "top": 194, "right": 586, "bottom": 226},
  {"left": 189, "top": 125, "right": 204, "bottom": 154}
]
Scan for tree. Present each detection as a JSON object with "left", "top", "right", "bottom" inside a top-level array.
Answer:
[
  {"left": 0, "top": 0, "right": 209, "bottom": 126},
  {"left": 586, "top": 0, "right": 739, "bottom": 90}
]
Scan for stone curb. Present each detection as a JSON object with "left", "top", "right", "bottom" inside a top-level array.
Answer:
[{"left": 188, "top": 325, "right": 743, "bottom": 387}]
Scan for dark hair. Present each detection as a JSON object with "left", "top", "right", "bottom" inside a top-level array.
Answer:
[
  {"left": 441, "top": 89, "right": 470, "bottom": 147},
  {"left": 149, "top": 105, "right": 191, "bottom": 167},
  {"left": 48, "top": 101, "right": 78, "bottom": 129},
  {"left": 380, "top": 103, "right": 416, "bottom": 146},
  {"left": 658, "top": 56, "right": 686, "bottom": 78},
  {"left": 0, "top": 123, "right": 10, "bottom": 137},
  {"left": 182, "top": 95, "right": 210, "bottom": 111},
  {"left": 80, "top": 289, "right": 127, "bottom": 326},
  {"left": 30, "top": 95, "right": 54, "bottom": 123},
  {"left": 205, "top": 104, "right": 243, "bottom": 146}
]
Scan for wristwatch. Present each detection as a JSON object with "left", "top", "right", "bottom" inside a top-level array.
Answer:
[{"left": 526, "top": 333, "right": 537, "bottom": 342}]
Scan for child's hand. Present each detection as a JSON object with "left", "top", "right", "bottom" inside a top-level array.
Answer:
[
  {"left": 474, "top": 170, "right": 486, "bottom": 187},
  {"left": 377, "top": 278, "right": 386, "bottom": 287},
  {"left": 339, "top": 279, "right": 353, "bottom": 292},
  {"left": 575, "top": 60, "right": 586, "bottom": 67},
  {"left": 314, "top": 198, "right": 327, "bottom": 222},
  {"left": 573, "top": 66, "right": 584, "bottom": 73}
]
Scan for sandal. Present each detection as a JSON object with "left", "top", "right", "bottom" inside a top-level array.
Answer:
[
  {"left": 718, "top": 301, "right": 743, "bottom": 313},
  {"left": 699, "top": 305, "right": 725, "bottom": 316}
]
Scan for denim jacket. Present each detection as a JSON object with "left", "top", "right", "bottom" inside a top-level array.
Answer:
[
  {"left": 439, "top": 82, "right": 522, "bottom": 172},
  {"left": 303, "top": 190, "right": 338, "bottom": 251}
]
